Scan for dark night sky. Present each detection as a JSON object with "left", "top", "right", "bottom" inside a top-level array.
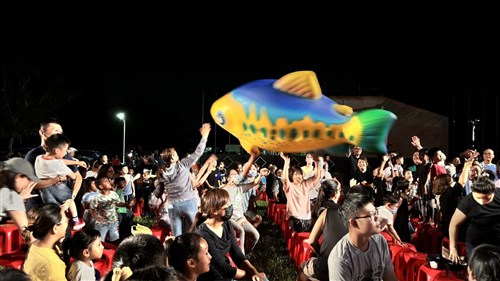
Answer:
[{"left": 2, "top": 38, "right": 500, "bottom": 158}]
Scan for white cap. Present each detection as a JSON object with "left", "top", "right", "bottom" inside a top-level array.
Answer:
[{"left": 68, "top": 147, "right": 78, "bottom": 152}]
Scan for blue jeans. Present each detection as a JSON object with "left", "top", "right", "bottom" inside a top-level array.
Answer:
[
  {"left": 40, "top": 182, "right": 72, "bottom": 205},
  {"left": 168, "top": 199, "right": 198, "bottom": 236},
  {"left": 95, "top": 221, "right": 120, "bottom": 242}
]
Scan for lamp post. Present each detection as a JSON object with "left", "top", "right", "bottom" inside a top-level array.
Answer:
[
  {"left": 470, "top": 118, "right": 480, "bottom": 149},
  {"left": 116, "top": 112, "right": 126, "bottom": 164}
]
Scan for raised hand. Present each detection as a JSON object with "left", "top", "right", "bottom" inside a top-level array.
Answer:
[
  {"left": 20, "top": 181, "right": 38, "bottom": 200},
  {"left": 200, "top": 123, "right": 211, "bottom": 139},
  {"left": 411, "top": 136, "right": 421, "bottom": 149},
  {"left": 279, "top": 152, "right": 289, "bottom": 161}
]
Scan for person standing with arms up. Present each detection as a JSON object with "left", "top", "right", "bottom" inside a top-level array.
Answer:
[{"left": 155, "top": 123, "right": 211, "bottom": 236}]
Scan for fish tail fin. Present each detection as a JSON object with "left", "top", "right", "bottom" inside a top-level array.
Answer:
[
  {"left": 324, "top": 144, "right": 351, "bottom": 156},
  {"left": 355, "top": 109, "right": 397, "bottom": 154}
]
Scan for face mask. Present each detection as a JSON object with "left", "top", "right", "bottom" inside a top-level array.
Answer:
[
  {"left": 390, "top": 208, "right": 398, "bottom": 214},
  {"left": 221, "top": 205, "right": 233, "bottom": 221}
]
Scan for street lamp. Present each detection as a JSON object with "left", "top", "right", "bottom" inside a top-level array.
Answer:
[{"left": 116, "top": 112, "right": 126, "bottom": 164}]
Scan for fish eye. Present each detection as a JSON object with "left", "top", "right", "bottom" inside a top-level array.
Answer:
[{"left": 217, "top": 112, "right": 225, "bottom": 126}]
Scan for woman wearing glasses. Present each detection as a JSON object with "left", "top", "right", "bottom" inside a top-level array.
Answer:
[
  {"left": 23, "top": 203, "right": 70, "bottom": 281},
  {"left": 327, "top": 193, "right": 398, "bottom": 281},
  {"left": 193, "top": 188, "right": 267, "bottom": 281}
]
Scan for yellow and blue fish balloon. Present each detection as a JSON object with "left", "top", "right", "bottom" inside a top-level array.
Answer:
[{"left": 210, "top": 71, "right": 397, "bottom": 156}]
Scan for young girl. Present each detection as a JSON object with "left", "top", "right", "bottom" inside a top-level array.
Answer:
[
  {"left": 376, "top": 193, "right": 407, "bottom": 247},
  {"left": 63, "top": 229, "right": 104, "bottom": 281},
  {"left": 102, "top": 234, "right": 168, "bottom": 281},
  {"left": 280, "top": 152, "right": 323, "bottom": 233},
  {"left": 165, "top": 232, "right": 211, "bottom": 281},
  {"left": 193, "top": 188, "right": 267, "bottom": 281},
  {"left": 23, "top": 203, "right": 69, "bottom": 281}
]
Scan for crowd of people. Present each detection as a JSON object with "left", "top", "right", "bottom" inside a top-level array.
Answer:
[{"left": 1, "top": 117, "right": 500, "bottom": 280}]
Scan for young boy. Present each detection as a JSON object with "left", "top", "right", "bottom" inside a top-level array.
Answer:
[
  {"left": 90, "top": 175, "right": 129, "bottom": 243},
  {"left": 114, "top": 177, "right": 134, "bottom": 239},
  {"left": 118, "top": 165, "right": 135, "bottom": 203},
  {"left": 34, "top": 133, "right": 86, "bottom": 230},
  {"left": 81, "top": 176, "right": 98, "bottom": 229}
]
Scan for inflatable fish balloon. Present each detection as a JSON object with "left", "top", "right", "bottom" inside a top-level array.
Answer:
[{"left": 210, "top": 71, "right": 397, "bottom": 157}]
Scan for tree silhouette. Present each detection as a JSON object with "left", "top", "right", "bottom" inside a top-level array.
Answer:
[{"left": 0, "top": 50, "right": 80, "bottom": 156}]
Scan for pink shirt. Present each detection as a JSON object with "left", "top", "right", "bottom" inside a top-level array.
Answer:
[{"left": 284, "top": 178, "right": 316, "bottom": 220}]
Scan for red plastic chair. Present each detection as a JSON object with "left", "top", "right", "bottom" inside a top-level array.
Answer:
[
  {"left": 441, "top": 237, "right": 467, "bottom": 257},
  {"left": 295, "top": 240, "right": 313, "bottom": 270},
  {"left": 133, "top": 200, "right": 144, "bottom": 217},
  {"left": 287, "top": 231, "right": 297, "bottom": 257},
  {"left": 412, "top": 223, "right": 434, "bottom": 252},
  {"left": 267, "top": 199, "right": 276, "bottom": 218},
  {"left": 417, "top": 263, "right": 446, "bottom": 281},
  {"left": 380, "top": 230, "right": 393, "bottom": 243},
  {"left": 0, "top": 248, "right": 26, "bottom": 269},
  {"left": 293, "top": 232, "right": 310, "bottom": 264},
  {"left": 281, "top": 215, "right": 291, "bottom": 240},
  {"left": 404, "top": 251, "right": 428, "bottom": 281},
  {"left": 423, "top": 271, "right": 466, "bottom": 281},
  {"left": 259, "top": 191, "right": 267, "bottom": 201},
  {"left": 150, "top": 226, "right": 166, "bottom": 242},
  {"left": 273, "top": 204, "right": 286, "bottom": 225},
  {"left": 393, "top": 248, "right": 415, "bottom": 281},
  {"left": 93, "top": 244, "right": 116, "bottom": 277},
  {"left": 428, "top": 228, "right": 443, "bottom": 255},
  {"left": 0, "top": 223, "right": 22, "bottom": 255},
  {"left": 389, "top": 243, "right": 416, "bottom": 264}
]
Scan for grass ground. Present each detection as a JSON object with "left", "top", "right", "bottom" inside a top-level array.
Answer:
[{"left": 246, "top": 200, "right": 298, "bottom": 281}]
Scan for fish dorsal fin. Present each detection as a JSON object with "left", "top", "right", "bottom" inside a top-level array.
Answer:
[
  {"left": 333, "top": 104, "right": 354, "bottom": 117},
  {"left": 273, "top": 71, "right": 322, "bottom": 99}
]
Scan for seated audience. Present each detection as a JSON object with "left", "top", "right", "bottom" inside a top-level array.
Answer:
[
  {"left": 467, "top": 244, "right": 500, "bottom": 281},
  {"left": 193, "top": 188, "right": 267, "bottom": 281},
  {"left": 165, "top": 232, "right": 211, "bottom": 280},
  {"left": 328, "top": 193, "right": 398, "bottom": 281},
  {"left": 23, "top": 203, "right": 69, "bottom": 281}
]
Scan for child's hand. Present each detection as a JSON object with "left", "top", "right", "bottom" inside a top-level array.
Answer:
[
  {"left": 78, "top": 161, "right": 87, "bottom": 168},
  {"left": 127, "top": 198, "right": 137, "bottom": 208}
]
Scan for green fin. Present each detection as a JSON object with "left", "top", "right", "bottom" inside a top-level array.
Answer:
[
  {"left": 357, "top": 109, "right": 397, "bottom": 154},
  {"left": 324, "top": 144, "right": 351, "bottom": 156}
]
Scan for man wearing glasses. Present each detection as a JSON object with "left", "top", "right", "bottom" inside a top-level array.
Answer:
[{"left": 327, "top": 193, "right": 398, "bottom": 281}]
